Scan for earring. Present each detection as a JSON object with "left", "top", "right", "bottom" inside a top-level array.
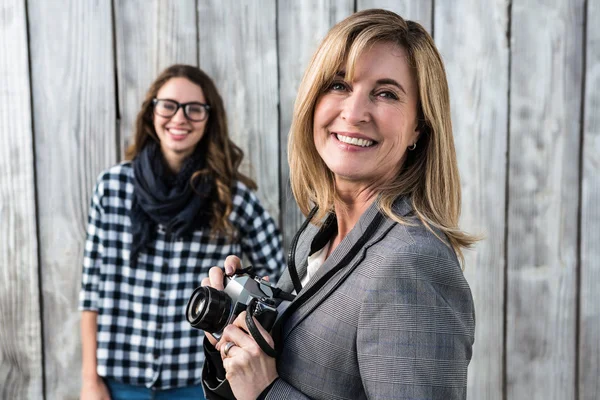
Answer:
[{"left": 408, "top": 142, "right": 417, "bottom": 151}]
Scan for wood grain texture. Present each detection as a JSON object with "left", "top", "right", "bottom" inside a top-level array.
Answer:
[
  {"left": 198, "top": 0, "right": 280, "bottom": 223},
  {"left": 0, "top": 1, "right": 43, "bottom": 399},
  {"left": 277, "top": 0, "right": 354, "bottom": 251},
  {"left": 434, "top": 1, "right": 509, "bottom": 398},
  {"left": 0, "top": 2, "right": 598, "bottom": 398},
  {"left": 357, "top": 0, "right": 432, "bottom": 31},
  {"left": 507, "top": 1, "right": 584, "bottom": 399},
  {"left": 26, "top": 0, "right": 117, "bottom": 398},
  {"left": 114, "top": 0, "right": 197, "bottom": 156},
  {"left": 579, "top": 0, "right": 600, "bottom": 398}
]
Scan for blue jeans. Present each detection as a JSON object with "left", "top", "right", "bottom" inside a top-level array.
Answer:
[{"left": 104, "top": 379, "right": 206, "bottom": 400}]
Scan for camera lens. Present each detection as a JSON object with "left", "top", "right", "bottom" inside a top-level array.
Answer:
[
  {"left": 186, "top": 286, "right": 232, "bottom": 333},
  {"left": 194, "top": 298, "right": 206, "bottom": 317}
]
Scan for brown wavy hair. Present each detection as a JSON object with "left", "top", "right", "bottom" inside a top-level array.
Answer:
[
  {"left": 288, "top": 9, "right": 478, "bottom": 261},
  {"left": 125, "top": 64, "right": 256, "bottom": 237}
]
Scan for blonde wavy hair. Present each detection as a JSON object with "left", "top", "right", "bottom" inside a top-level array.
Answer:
[
  {"left": 288, "top": 9, "right": 477, "bottom": 260},
  {"left": 125, "top": 64, "right": 256, "bottom": 237}
]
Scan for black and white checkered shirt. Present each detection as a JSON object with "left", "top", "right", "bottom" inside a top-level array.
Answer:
[{"left": 79, "top": 162, "right": 284, "bottom": 390}]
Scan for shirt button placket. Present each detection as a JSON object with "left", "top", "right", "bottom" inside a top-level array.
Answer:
[
  {"left": 153, "top": 233, "right": 171, "bottom": 386},
  {"left": 153, "top": 260, "right": 168, "bottom": 363}
]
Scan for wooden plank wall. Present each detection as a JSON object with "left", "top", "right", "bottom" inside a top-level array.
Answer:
[
  {"left": 507, "top": 1, "right": 584, "bottom": 398},
  {"left": 0, "top": 1, "right": 596, "bottom": 399},
  {"left": 580, "top": 0, "right": 599, "bottom": 398},
  {"left": 0, "top": 1, "right": 43, "bottom": 399},
  {"left": 198, "top": 0, "right": 280, "bottom": 220},
  {"left": 26, "top": 1, "right": 118, "bottom": 399},
  {"left": 434, "top": 1, "right": 508, "bottom": 398}
]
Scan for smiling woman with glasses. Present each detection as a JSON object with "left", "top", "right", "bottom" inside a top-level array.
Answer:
[{"left": 78, "top": 64, "right": 284, "bottom": 400}]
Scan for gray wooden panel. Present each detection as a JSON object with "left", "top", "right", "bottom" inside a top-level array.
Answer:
[
  {"left": 0, "top": 1, "right": 43, "bottom": 399},
  {"left": 357, "top": 0, "right": 432, "bottom": 31},
  {"left": 435, "top": 1, "right": 508, "bottom": 398},
  {"left": 198, "top": 0, "right": 280, "bottom": 223},
  {"left": 507, "top": 1, "right": 584, "bottom": 398},
  {"left": 277, "top": 0, "right": 354, "bottom": 251},
  {"left": 27, "top": 0, "right": 117, "bottom": 398},
  {"left": 114, "top": 0, "right": 197, "bottom": 156},
  {"left": 580, "top": 0, "right": 600, "bottom": 398}
]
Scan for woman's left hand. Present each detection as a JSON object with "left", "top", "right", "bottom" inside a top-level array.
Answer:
[{"left": 216, "top": 311, "right": 279, "bottom": 400}]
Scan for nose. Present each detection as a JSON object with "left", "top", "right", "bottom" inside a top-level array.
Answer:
[
  {"left": 171, "top": 106, "right": 188, "bottom": 123},
  {"left": 340, "top": 92, "right": 371, "bottom": 124}
]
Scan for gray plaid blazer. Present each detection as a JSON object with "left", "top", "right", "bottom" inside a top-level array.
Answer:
[{"left": 264, "top": 197, "right": 475, "bottom": 399}]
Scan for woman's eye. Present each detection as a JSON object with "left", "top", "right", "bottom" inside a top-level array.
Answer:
[
  {"left": 376, "top": 91, "right": 399, "bottom": 100},
  {"left": 329, "top": 81, "right": 347, "bottom": 91}
]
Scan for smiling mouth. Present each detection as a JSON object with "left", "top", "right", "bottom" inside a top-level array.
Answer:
[
  {"left": 335, "top": 133, "right": 375, "bottom": 147},
  {"left": 167, "top": 128, "right": 190, "bottom": 136}
]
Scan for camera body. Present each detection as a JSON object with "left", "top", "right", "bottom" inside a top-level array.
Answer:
[{"left": 186, "top": 272, "right": 279, "bottom": 340}]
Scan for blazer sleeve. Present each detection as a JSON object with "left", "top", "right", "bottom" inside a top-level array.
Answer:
[
  {"left": 356, "top": 242, "right": 475, "bottom": 399},
  {"left": 263, "top": 378, "right": 313, "bottom": 399}
]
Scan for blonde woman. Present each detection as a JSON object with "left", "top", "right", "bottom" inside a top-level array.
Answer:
[
  {"left": 202, "top": 9, "right": 476, "bottom": 400},
  {"left": 79, "top": 65, "right": 284, "bottom": 399}
]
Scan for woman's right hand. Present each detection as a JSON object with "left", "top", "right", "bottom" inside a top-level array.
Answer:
[
  {"left": 80, "top": 375, "right": 111, "bottom": 400},
  {"left": 200, "top": 255, "right": 243, "bottom": 346}
]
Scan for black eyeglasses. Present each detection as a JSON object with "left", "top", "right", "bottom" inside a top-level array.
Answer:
[{"left": 152, "top": 99, "right": 210, "bottom": 122}]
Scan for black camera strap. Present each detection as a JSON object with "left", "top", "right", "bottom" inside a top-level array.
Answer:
[
  {"left": 287, "top": 206, "right": 319, "bottom": 294},
  {"left": 241, "top": 209, "right": 383, "bottom": 358},
  {"left": 246, "top": 298, "right": 277, "bottom": 358},
  {"left": 271, "top": 287, "right": 295, "bottom": 302},
  {"left": 235, "top": 267, "right": 294, "bottom": 357},
  {"left": 272, "top": 210, "right": 385, "bottom": 355}
]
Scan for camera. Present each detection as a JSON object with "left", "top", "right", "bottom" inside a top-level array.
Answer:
[{"left": 186, "top": 268, "right": 279, "bottom": 341}]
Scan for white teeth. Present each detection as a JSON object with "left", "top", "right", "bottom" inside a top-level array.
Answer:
[
  {"left": 168, "top": 129, "right": 189, "bottom": 135},
  {"left": 336, "top": 134, "right": 374, "bottom": 147}
]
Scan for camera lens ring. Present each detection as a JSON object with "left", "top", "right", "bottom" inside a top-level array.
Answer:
[{"left": 186, "top": 286, "right": 232, "bottom": 334}]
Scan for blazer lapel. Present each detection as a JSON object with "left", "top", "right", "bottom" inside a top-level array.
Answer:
[{"left": 281, "top": 197, "right": 413, "bottom": 340}]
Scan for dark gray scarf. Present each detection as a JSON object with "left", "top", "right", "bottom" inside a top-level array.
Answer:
[{"left": 130, "top": 140, "right": 214, "bottom": 265}]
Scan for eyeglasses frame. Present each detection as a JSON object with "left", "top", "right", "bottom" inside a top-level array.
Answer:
[{"left": 152, "top": 98, "right": 211, "bottom": 122}]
